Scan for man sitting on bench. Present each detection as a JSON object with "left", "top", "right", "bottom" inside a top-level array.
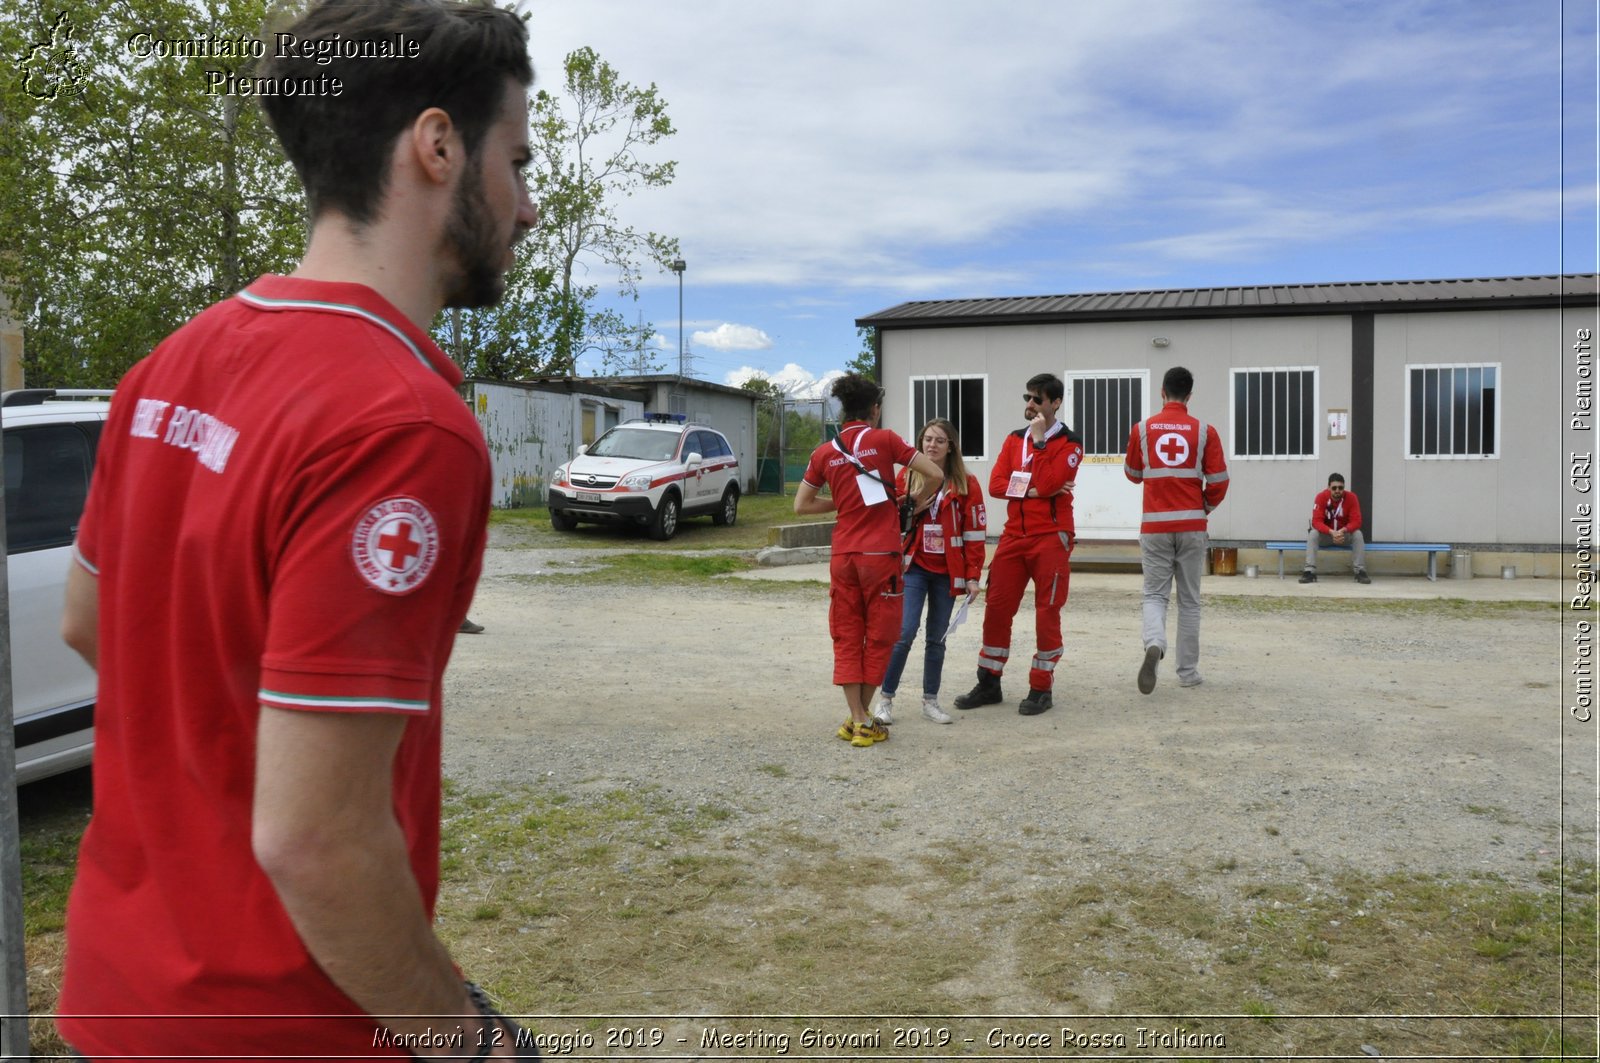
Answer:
[{"left": 1301, "top": 472, "right": 1370, "bottom": 585}]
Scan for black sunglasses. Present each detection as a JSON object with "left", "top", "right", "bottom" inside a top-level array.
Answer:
[{"left": 1023, "top": 393, "right": 1046, "bottom": 403}]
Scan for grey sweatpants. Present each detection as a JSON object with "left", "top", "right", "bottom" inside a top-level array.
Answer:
[
  {"left": 1140, "top": 530, "right": 1207, "bottom": 684},
  {"left": 1305, "top": 529, "right": 1366, "bottom": 572}
]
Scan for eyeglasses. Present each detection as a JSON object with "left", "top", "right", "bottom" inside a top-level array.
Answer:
[{"left": 1023, "top": 393, "right": 1046, "bottom": 403}]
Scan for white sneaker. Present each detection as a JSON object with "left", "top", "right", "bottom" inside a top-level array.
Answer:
[
  {"left": 871, "top": 696, "right": 894, "bottom": 726},
  {"left": 921, "top": 697, "right": 953, "bottom": 724}
]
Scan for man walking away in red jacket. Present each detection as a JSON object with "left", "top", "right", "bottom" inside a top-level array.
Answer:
[
  {"left": 1124, "top": 366, "right": 1229, "bottom": 695},
  {"left": 1300, "top": 473, "right": 1369, "bottom": 584}
]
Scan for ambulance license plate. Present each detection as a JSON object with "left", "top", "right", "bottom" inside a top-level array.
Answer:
[{"left": 576, "top": 491, "right": 602, "bottom": 503}]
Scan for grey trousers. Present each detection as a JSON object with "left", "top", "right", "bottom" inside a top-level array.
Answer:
[
  {"left": 1305, "top": 529, "right": 1366, "bottom": 572},
  {"left": 1140, "top": 531, "right": 1207, "bottom": 684}
]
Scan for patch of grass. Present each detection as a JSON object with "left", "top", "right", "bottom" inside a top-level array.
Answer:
[
  {"left": 756, "top": 763, "right": 789, "bottom": 778},
  {"left": 20, "top": 771, "right": 1593, "bottom": 1062},
  {"left": 1015, "top": 861, "right": 1596, "bottom": 1055},
  {"left": 16, "top": 777, "right": 90, "bottom": 936},
  {"left": 490, "top": 491, "right": 832, "bottom": 553},
  {"left": 15, "top": 769, "right": 94, "bottom": 1058}
]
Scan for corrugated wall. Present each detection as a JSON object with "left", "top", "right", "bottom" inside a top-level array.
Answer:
[{"left": 466, "top": 382, "right": 643, "bottom": 508}]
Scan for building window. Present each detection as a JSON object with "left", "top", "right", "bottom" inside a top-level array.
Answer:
[
  {"left": 1070, "top": 373, "right": 1144, "bottom": 457},
  {"left": 910, "top": 375, "right": 986, "bottom": 459},
  {"left": 1406, "top": 363, "right": 1498, "bottom": 458},
  {"left": 1230, "top": 367, "right": 1317, "bottom": 459}
]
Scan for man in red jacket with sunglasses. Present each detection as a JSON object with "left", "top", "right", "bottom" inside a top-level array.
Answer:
[{"left": 953, "top": 372, "right": 1083, "bottom": 716}]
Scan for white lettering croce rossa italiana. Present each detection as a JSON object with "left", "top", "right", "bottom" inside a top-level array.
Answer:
[{"left": 129, "top": 396, "right": 241, "bottom": 475}]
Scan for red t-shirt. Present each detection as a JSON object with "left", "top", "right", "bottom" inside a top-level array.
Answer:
[
  {"left": 802, "top": 422, "right": 917, "bottom": 553},
  {"left": 57, "top": 276, "right": 490, "bottom": 1057}
]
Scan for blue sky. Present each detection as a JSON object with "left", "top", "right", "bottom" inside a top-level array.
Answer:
[{"left": 531, "top": 1, "right": 1598, "bottom": 398}]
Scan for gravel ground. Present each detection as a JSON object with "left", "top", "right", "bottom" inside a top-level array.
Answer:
[{"left": 442, "top": 541, "right": 1593, "bottom": 889}]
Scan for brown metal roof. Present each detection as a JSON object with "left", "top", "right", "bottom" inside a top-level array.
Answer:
[{"left": 857, "top": 274, "right": 1600, "bottom": 329}]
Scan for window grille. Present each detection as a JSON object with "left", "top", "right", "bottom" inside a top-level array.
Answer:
[
  {"left": 1406, "top": 364, "right": 1498, "bottom": 458},
  {"left": 1231, "top": 367, "right": 1317, "bottom": 458},
  {"left": 910, "top": 375, "right": 987, "bottom": 459}
]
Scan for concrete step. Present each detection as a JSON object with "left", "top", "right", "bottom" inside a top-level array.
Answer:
[{"left": 1069, "top": 539, "right": 1143, "bottom": 574}]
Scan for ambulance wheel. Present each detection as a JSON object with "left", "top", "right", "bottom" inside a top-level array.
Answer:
[
  {"left": 551, "top": 509, "right": 578, "bottom": 531},
  {"left": 712, "top": 486, "right": 739, "bottom": 526},
  {"left": 647, "top": 494, "right": 680, "bottom": 540}
]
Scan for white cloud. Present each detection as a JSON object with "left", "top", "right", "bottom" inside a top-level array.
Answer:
[
  {"left": 527, "top": 1, "right": 1561, "bottom": 293},
  {"left": 692, "top": 323, "right": 774, "bottom": 351}
]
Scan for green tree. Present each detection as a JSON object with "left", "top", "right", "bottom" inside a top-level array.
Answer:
[
  {"left": 595, "top": 312, "right": 665, "bottom": 376},
  {"left": 845, "top": 326, "right": 878, "bottom": 380},
  {"left": 439, "top": 45, "right": 680, "bottom": 379},
  {"left": 783, "top": 403, "right": 825, "bottom": 466},
  {"left": 1, "top": 0, "right": 304, "bottom": 387},
  {"left": 741, "top": 376, "right": 783, "bottom": 457}
]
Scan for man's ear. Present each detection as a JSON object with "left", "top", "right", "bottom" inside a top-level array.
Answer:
[{"left": 410, "top": 107, "right": 459, "bottom": 185}]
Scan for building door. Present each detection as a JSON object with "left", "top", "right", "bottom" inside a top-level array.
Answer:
[{"left": 1065, "top": 371, "right": 1148, "bottom": 539}]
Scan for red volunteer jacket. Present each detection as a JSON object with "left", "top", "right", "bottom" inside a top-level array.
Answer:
[
  {"left": 896, "top": 471, "right": 987, "bottom": 594},
  {"left": 1123, "top": 400, "right": 1229, "bottom": 534},
  {"left": 1310, "top": 488, "right": 1363, "bottom": 534},
  {"left": 988, "top": 423, "right": 1083, "bottom": 539}
]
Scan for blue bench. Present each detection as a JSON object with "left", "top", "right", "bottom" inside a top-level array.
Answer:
[{"left": 1264, "top": 540, "right": 1453, "bottom": 582}]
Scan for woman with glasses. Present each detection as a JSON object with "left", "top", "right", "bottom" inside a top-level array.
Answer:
[{"left": 873, "top": 419, "right": 987, "bottom": 725}]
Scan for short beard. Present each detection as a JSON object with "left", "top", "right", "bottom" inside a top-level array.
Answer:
[{"left": 441, "top": 153, "right": 508, "bottom": 310}]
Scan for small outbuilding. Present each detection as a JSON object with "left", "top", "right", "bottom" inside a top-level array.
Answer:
[
  {"left": 859, "top": 274, "right": 1598, "bottom": 574},
  {"left": 465, "top": 375, "right": 760, "bottom": 508}
]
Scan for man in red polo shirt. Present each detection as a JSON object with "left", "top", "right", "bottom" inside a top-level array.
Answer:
[
  {"left": 1124, "top": 365, "right": 1230, "bottom": 694},
  {"left": 795, "top": 374, "right": 943, "bottom": 746},
  {"left": 57, "top": 1, "right": 540, "bottom": 1056}
]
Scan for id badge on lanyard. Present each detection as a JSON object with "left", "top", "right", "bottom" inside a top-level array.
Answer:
[{"left": 921, "top": 522, "right": 945, "bottom": 555}]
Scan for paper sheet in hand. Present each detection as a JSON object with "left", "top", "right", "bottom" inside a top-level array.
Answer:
[{"left": 938, "top": 595, "right": 972, "bottom": 644}]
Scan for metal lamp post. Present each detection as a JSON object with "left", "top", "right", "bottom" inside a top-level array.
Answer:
[{"left": 670, "top": 258, "right": 686, "bottom": 378}]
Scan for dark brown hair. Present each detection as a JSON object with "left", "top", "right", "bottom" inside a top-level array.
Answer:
[
  {"left": 831, "top": 373, "right": 884, "bottom": 423},
  {"left": 258, "top": 0, "right": 532, "bottom": 223},
  {"left": 1162, "top": 366, "right": 1195, "bottom": 401}
]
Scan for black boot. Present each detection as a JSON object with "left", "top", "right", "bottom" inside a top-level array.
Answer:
[
  {"left": 1018, "top": 689, "right": 1053, "bottom": 715},
  {"left": 953, "top": 669, "right": 1003, "bottom": 710}
]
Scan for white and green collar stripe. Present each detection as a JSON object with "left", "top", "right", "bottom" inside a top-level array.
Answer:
[
  {"left": 236, "top": 288, "right": 435, "bottom": 373},
  {"left": 260, "top": 688, "right": 430, "bottom": 714}
]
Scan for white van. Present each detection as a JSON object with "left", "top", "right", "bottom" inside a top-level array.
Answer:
[{"left": 4, "top": 389, "right": 110, "bottom": 784}]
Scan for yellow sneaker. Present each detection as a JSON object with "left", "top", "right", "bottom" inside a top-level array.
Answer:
[
  {"left": 837, "top": 719, "right": 855, "bottom": 741},
  {"left": 850, "top": 720, "right": 889, "bottom": 747}
]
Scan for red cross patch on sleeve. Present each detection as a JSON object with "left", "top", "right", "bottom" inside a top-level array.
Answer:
[{"left": 351, "top": 497, "right": 440, "bottom": 595}]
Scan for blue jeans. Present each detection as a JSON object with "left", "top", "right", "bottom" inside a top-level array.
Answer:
[{"left": 881, "top": 563, "right": 956, "bottom": 698}]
